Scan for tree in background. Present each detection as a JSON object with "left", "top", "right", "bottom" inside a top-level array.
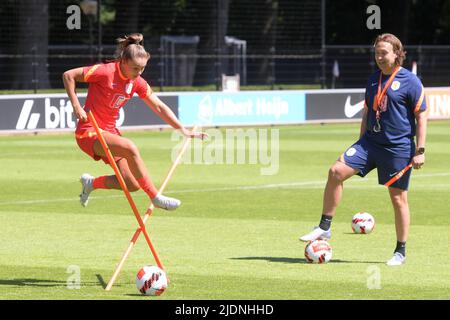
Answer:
[
  {"left": 187, "top": 0, "right": 230, "bottom": 86},
  {"left": 228, "top": 0, "right": 279, "bottom": 85},
  {"left": 114, "top": 0, "right": 139, "bottom": 36},
  {"left": 11, "top": 0, "right": 50, "bottom": 90},
  {"left": 1, "top": 0, "right": 450, "bottom": 90},
  {"left": 326, "top": 0, "right": 450, "bottom": 45}
]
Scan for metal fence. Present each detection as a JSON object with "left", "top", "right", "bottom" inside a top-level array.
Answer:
[
  {"left": 1, "top": 0, "right": 449, "bottom": 91},
  {"left": 324, "top": 45, "right": 450, "bottom": 88},
  {"left": 1, "top": 44, "right": 449, "bottom": 92}
]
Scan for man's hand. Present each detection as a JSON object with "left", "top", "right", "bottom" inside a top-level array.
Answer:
[{"left": 412, "top": 153, "right": 425, "bottom": 170}]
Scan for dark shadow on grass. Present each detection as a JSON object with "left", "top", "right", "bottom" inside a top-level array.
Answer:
[
  {"left": 0, "top": 278, "right": 103, "bottom": 288},
  {"left": 231, "top": 257, "right": 383, "bottom": 264},
  {"left": 0, "top": 279, "right": 66, "bottom": 287},
  {"left": 343, "top": 232, "right": 374, "bottom": 235},
  {"left": 232, "top": 257, "right": 309, "bottom": 264},
  {"left": 96, "top": 274, "right": 107, "bottom": 289}
]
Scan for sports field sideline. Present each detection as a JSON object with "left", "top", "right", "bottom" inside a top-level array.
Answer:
[{"left": 0, "top": 121, "right": 449, "bottom": 299}]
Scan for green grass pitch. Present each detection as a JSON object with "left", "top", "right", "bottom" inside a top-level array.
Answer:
[{"left": 0, "top": 121, "right": 449, "bottom": 300}]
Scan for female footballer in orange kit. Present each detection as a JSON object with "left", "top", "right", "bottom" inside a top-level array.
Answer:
[{"left": 63, "top": 33, "right": 206, "bottom": 210}]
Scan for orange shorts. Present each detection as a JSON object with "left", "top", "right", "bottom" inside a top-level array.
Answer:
[{"left": 75, "top": 128, "right": 123, "bottom": 164}]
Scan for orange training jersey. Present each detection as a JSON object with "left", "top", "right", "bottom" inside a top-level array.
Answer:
[{"left": 76, "top": 61, "right": 149, "bottom": 134}]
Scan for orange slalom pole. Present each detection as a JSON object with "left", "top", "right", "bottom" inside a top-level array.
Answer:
[
  {"left": 105, "top": 125, "right": 198, "bottom": 291},
  {"left": 86, "top": 109, "right": 165, "bottom": 270}
]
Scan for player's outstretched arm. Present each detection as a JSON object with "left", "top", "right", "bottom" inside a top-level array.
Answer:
[
  {"left": 63, "top": 67, "right": 87, "bottom": 122},
  {"left": 142, "top": 89, "right": 207, "bottom": 140}
]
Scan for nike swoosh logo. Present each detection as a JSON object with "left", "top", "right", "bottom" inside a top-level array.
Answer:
[
  {"left": 389, "top": 172, "right": 398, "bottom": 177},
  {"left": 344, "top": 96, "right": 365, "bottom": 118}
]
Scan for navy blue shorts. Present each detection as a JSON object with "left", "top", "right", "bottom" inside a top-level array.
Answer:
[{"left": 341, "top": 136, "right": 413, "bottom": 190}]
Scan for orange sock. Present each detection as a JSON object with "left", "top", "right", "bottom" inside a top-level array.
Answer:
[
  {"left": 136, "top": 175, "right": 158, "bottom": 199},
  {"left": 93, "top": 176, "right": 110, "bottom": 189}
]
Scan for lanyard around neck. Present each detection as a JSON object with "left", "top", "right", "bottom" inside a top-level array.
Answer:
[{"left": 373, "top": 66, "right": 401, "bottom": 112}]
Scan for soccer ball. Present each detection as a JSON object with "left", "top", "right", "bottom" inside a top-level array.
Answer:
[
  {"left": 351, "top": 212, "right": 375, "bottom": 234},
  {"left": 136, "top": 265, "right": 168, "bottom": 296},
  {"left": 304, "top": 239, "right": 332, "bottom": 264}
]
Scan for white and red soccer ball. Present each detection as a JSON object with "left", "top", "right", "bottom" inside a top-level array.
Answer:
[
  {"left": 136, "top": 265, "right": 168, "bottom": 296},
  {"left": 351, "top": 212, "right": 375, "bottom": 234},
  {"left": 304, "top": 239, "right": 333, "bottom": 264}
]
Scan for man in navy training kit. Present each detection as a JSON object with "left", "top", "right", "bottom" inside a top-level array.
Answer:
[{"left": 299, "top": 33, "right": 428, "bottom": 266}]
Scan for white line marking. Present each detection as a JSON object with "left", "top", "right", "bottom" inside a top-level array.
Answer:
[{"left": 0, "top": 172, "right": 449, "bottom": 207}]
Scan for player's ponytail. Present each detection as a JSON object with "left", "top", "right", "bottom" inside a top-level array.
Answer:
[{"left": 115, "top": 33, "right": 150, "bottom": 61}]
